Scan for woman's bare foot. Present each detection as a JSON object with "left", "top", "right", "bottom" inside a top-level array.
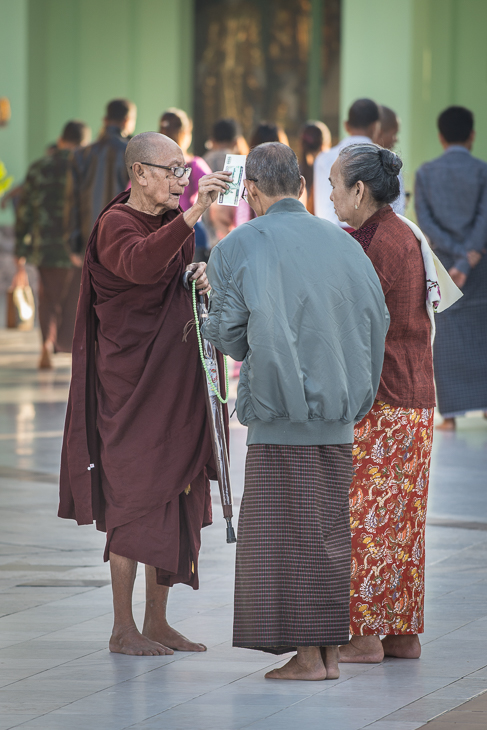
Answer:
[
  {"left": 436, "top": 417, "right": 455, "bottom": 431},
  {"left": 339, "top": 636, "right": 384, "bottom": 663},
  {"left": 321, "top": 646, "right": 340, "bottom": 679},
  {"left": 109, "top": 625, "right": 174, "bottom": 656},
  {"left": 265, "top": 647, "right": 327, "bottom": 681},
  {"left": 143, "top": 621, "right": 206, "bottom": 652},
  {"left": 382, "top": 634, "right": 421, "bottom": 659}
]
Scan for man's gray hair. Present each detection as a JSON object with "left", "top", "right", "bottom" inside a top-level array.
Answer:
[{"left": 246, "top": 142, "right": 301, "bottom": 197}]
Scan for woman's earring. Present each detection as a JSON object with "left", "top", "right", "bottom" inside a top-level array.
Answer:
[{"left": 354, "top": 204, "right": 358, "bottom": 209}]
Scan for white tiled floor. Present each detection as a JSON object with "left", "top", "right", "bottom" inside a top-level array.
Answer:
[{"left": 0, "top": 329, "right": 486, "bottom": 729}]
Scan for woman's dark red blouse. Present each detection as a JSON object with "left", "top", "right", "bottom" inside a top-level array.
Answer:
[{"left": 351, "top": 205, "right": 435, "bottom": 409}]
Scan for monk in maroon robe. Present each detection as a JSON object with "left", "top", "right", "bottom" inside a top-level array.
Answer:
[{"left": 59, "top": 132, "right": 231, "bottom": 655}]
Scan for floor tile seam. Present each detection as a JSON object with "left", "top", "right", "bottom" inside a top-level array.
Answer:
[
  {"left": 0, "top": 645, "right": 108, "bottom": 675},
  {"left": 422, "top": 580, "right": 487, "bottom": 601},
  {"left": 410, "top": 687, "right": 487, "bottom": 728},
  {"left": 122, "top": 688, "right": 230, "bottom": 729},
  {"left": 131, "top": 598, "right": 235, "bottom": 621},
  {"left": 122, "top": 663, "right": 296, "bottom": 730},
  {"left": 0, "top": 541, "right": 96, "bottom": 554},
  {"left": 0, "top": 588, "right": 104, "bottom": 621},
  {"left": 0, "top": 586, "right": 108, "bottom": 627},
  {"left": 0, "top": 674, "right": 140, "bottom": 729},
  {"left": 426, "top": 541, "right": 487, "bottom": 569},
  {"left": 364, "top": 678, "right": 487, "bottom": 726},
  {"left": 420, "top": 617, "right": 480, "bottom": 645}
]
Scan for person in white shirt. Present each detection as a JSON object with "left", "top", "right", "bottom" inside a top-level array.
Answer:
[{"left": 314, "top": 99, "right": 380, "bottom": 227}]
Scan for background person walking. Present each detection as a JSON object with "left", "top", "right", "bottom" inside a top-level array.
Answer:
[
  {"left": 415, "top": 106, "right": 487, "bottom": 430},
  {"left": 15, "top": 120, "right": 90, "bottom": 368}
]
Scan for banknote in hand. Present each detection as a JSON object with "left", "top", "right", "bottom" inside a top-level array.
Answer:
[{"left": 218, "top": 154, "right": 246, "bottom": 207}]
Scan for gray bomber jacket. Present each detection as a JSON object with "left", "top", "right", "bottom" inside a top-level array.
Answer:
[{"left": 201, "top": 198, "right": 389, "bottom": 446}]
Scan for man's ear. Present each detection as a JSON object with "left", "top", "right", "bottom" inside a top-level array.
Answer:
[
  {"left": 247, "top": 180, "right": 258, "bottom": 199},
  {"left": 132, "top": 162, "right": 148, "bottom": 187},
  {"left": 299, "top": 175, "right": 306, "bottom": 199}
]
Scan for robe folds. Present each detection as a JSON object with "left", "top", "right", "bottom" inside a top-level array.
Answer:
[{"left": 59, "top": 191, "right": 226, "bottom": 588}]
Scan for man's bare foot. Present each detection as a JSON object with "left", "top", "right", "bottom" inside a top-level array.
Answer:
[
  {"left": 109, "top": 625, "right": 174, "bottom": 656},
  {"left": 320, "top": 646, "right": 340, "bottom": 679},
  {"left": 38, "top": 343, "right": 53, "bottom": 370},
  {"left": 265, "top": 647, "right": 326, "bottom": 681},
  {"left": 339, "top": 636, "right": 384, "bottom": 663},
  {"left": 436, "top": 417, "right": 455, "bottom": 431},
  {"left": 382, "top": 634, "right": 421, "bottom": 659},
  {"left": 143, "top": 622, "right": 206, "bottom": 652}
]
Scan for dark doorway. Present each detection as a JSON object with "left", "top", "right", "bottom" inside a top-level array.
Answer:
[{"left": 193, "top": 0, "right": 341, "bottom": 155}]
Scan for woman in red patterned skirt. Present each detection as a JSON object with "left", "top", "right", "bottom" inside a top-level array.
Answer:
[{"left": 329, "top": 143, "right": 436, "bottom": 662}]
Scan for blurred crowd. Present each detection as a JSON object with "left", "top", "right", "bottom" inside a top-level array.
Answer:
[
  {"left": 3, "top": 95, "right": 486, "bottom": 432},
  {"left": 3, "top": 96, "right": 401, "bottom": 367}
]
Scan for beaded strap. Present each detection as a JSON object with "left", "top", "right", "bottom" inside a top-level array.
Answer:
[{"left": 192, "top": 279, "right": 229, "bottom": 404}]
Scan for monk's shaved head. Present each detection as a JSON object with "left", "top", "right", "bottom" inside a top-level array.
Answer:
[{"left": 125, "top": 132, "right": 182, "bottom": 182}]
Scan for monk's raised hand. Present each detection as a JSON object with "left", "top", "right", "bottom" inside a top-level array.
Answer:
[
  {"left": 183, "top": 171, "right": 233, "bottom": 229},
  {"left": 186, "top": 262, "right": 211, "bottom": 295}
]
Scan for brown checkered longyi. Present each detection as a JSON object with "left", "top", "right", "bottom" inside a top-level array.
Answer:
[{"left": 233, "top": 443, "right": 353, "bottom": 654}]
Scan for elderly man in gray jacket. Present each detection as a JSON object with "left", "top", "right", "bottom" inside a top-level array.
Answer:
[{"left": 201, "top": 142, "right": 389, "bottom": 681}]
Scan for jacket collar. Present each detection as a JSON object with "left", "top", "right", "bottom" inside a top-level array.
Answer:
[
  {"left": 265, "top": 198, "right": 308, "bottom": 216},
  {"left": 443, "top": 145, "right": 471, "bottom": 156}
]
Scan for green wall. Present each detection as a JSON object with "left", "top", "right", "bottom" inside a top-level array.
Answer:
[
  {"left": 4, "top": 0, "right": 487, "bottom": 223},
  {"left": 0, "top": 0, "right": 194, "bottom": 223},
  {"left": 0, "top": 0, "right": 29, "bottom": 223},
  {"left": 341, "top": 0, "right": 487, "bottom": 204}
]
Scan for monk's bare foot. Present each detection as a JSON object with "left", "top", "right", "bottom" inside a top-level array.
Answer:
[
  {"left": 265, "top": 647, "right": 326, "bottom": 681},
  {"left": 143, "top": 622, "right": 206, "bottom": 652},
  {"left": 382, "top": 634, "right": 421, "bottom": 659},
  {"left": 339, "top": 636, "right": 384, "bottom": 663},
  {"left": 436, "top": 417, "right": 455, "bottom": 431},
  {"left": 109, "top": 625, "right": 174, "bottom": 656}
]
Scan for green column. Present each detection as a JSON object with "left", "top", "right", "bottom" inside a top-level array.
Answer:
[
  {"left": 341, "top": 0, "right": 414, "bottom": 187},
  {"left": 308, "top": 0, "right": 323, "bottom": 120}
]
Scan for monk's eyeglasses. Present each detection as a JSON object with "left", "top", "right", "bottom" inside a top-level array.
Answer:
[
  {"left": 241, "top": 177, "right": 258, "bottom": 202},
  {"left": 133, "top": 163, "right": 192, "bottom": 179}
]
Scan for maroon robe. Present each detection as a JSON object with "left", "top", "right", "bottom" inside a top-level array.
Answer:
[{"left": 59, "top": 191, "right": 225, "bottom": 588}]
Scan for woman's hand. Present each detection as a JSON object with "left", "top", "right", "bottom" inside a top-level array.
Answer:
[{"left": 185, "top": 262, "right": 210, "bottom": 295}]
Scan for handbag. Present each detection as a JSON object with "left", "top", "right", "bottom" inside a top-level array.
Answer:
[{"left": 6, "top": 266, "right": 35, "bottom": 330}]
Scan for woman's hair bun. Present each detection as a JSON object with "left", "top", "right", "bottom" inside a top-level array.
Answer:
[{"left": 378, "top": 148, "right": 403, "bottom": 177}]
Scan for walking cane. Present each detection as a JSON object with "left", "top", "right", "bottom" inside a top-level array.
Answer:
[{"left": 183, "top": 271, "right": 237, "bottom": 544}]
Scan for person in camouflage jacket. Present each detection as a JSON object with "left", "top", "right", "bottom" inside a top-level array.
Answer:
[{"left": 15, "top": 120, "right": 90, "bottom": 368}]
